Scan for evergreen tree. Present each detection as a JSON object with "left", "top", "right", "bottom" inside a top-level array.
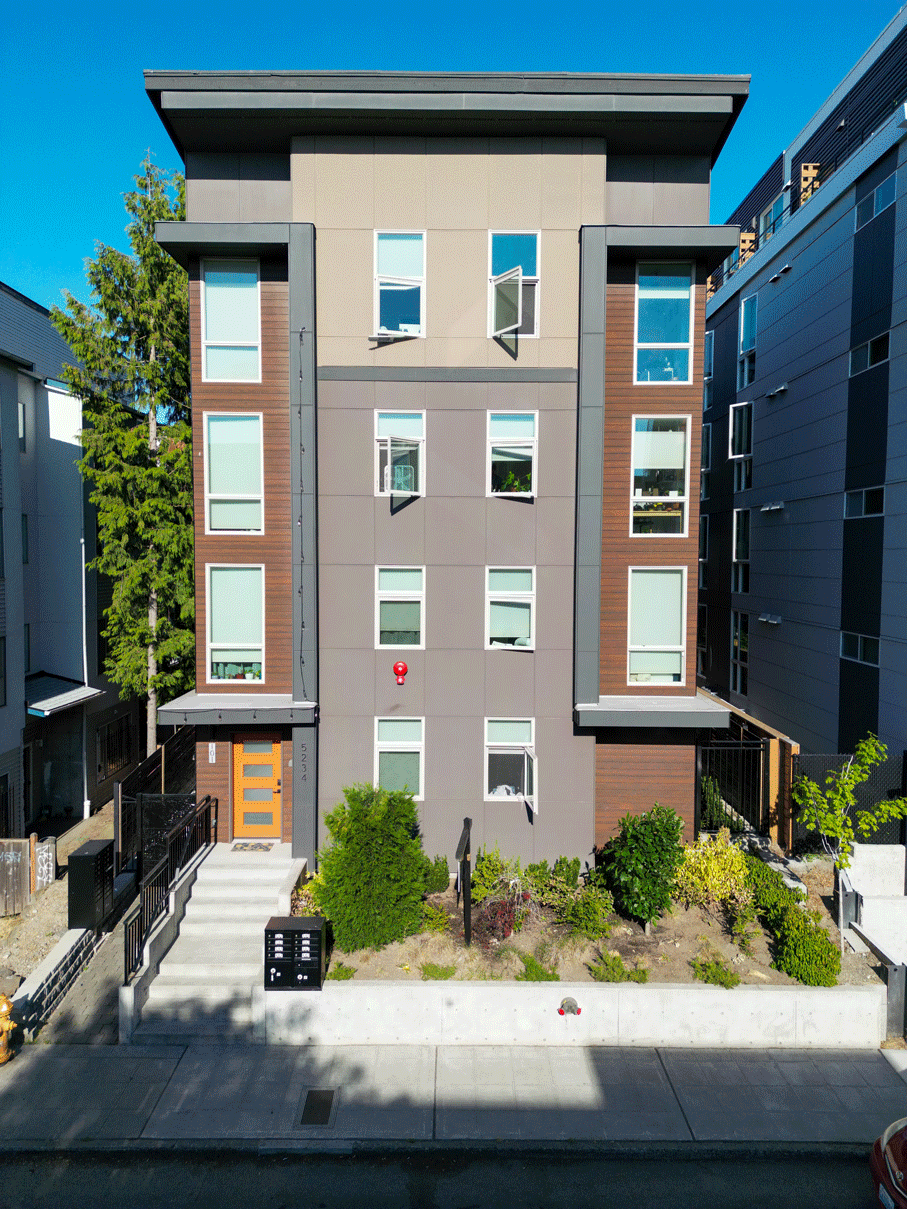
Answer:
[{"left": 52, "top": 157, "right": 193, "bottom": 757}]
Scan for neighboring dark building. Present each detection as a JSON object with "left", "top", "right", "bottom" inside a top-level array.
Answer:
[{"left": 700, "top": 9, "right": 907, "bottom": 754}]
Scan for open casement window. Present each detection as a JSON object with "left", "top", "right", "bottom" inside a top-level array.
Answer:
[
  {"left": 731, "top": 611, "right": 749, "bottom": 694},
  {"left": 488, "top": 412, "right": 536, "bottom": 496},
  {"left": 376, "top": 567, "right": 424, "bottom": 648},
  {"left": 635, "top": 263, "right": 693, "bottom": 383},
  {"left": 485, "top": 718, "right": 536, "bottom": 813},
  {"left": 630, "top": 416, "right": 689, "bottom": 535},
  {"left": 628, "top": 567, "right": 685, "bottom": 685},
  {"left": 375, "top": 411, "right": 424, "bottom": 496},
  {"left": 486, "top": 568, "right": 534, "bottom": 649},
  {"left": 374, "top": 232, "right": 425, "bottom": 337},
  {"left": 202, "top": 260, "right": 261, "bottom": 382},
  {"left": 204, "top": 414, "right": 263, "bottom": 533},
  {"left": 375, "top": 718, "right": 424, "bottom": 799},
  {"left": 207, "top": 565, "right": 264, "bottom": 683},
  {"left": 489, "top": 233, "right": 538, "bottom": 337}
]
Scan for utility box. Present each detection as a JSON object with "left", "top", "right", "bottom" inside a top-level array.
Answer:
[
  {"left": 68, "top": 839, "right": 114, "bottom": 930},
  {"left": 264, "top": 916, "right": 326, "bottom": 990}
]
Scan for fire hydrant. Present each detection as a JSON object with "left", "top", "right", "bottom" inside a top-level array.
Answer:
[{"left": 0, "top": 995, "right": 17, "bottom": 1064}]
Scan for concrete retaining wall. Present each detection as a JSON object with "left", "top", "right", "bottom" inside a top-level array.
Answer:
[
  {"left": 257, "top": 981, "right": 887, "bottom": 1049},
  {"left": 12, "top": 929, "right": 104, "bottom": 1038}
]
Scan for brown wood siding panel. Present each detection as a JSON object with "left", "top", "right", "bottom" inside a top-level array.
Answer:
[
  {"left": 599, "top": 282, "right": 704, "bottom": 696},
  {"left": 190, "top": 266, "right": 293, "bottom": 694},
  {"left": 595, "top": 736, "right": 695, "bottom": 845},
  {"left": 196, "top": 736, "right": 233, "bottom": 843}
]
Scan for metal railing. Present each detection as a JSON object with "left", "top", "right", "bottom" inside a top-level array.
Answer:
[{"left": 123, "top": 794, "right": 217, "bottom": 984}]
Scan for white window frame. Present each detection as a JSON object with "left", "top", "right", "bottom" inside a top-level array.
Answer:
[
  {"left": 840, "top": 631, "right": 880, "bottom": 666},
  {"left": 201, "top": 259, "right": 261, "bottom": 384},
  {"left": 627, "top": 566, "right": 687, "bottom": 687},
  {"left": 374, "top": 410, "right": 425, "bottom": 497},
  {"left": 484, "top": 717, "right": 536, "bottom": 812},
  {"left": 486, "top": 411, "right": 538, "bottom": 498},
  {"left": 374, "top": 717, "right": 424, "bottom": 800},
  {"left": 203, "top": 412, "right": 264, "bottom": 535},
  {"left": 373, "top": 230, "right": 426, "bottom": 339},
  {"left": 856, "top": 172, "right": 896, "bottom": 231},
  {"left": 634, "top": 262, "right": 694, "bottom": 385},
  {"left": 375, "top": 566, "right": 425, "bottom": 650},
  {"left": 739, "top": 295, "right": 758, "bottom": 355},
  {"left": 487, "top": 231, "right": 540, "bottom": 338},
  {"left": 849, "top": 332, "right": 890, "bottom": 376},
  {"left": 206, "top": 563, "right": 265, "bottom": 684},
  {"left": 844, "top": 486, "right": 885, "bottom": 518},
  {"left": 703, "top": 330, "right": 714, "bottom": 412},
  {"left": 629, "top": 414, "right": 691, "bottom": 538},
  {"left": 485, "top": 567, "right": 535, "bottom": 651},
  {"left": 729, "top": 401, "right": 753, "bottom": 459},
  {"left": 731, "top": 610, "right": 749, "bottom": 694}
]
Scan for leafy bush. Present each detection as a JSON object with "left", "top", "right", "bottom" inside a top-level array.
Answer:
[
  {"left": 515, "top": 952, "right": 560, "bottom": 981},
  {"left": 588, "top": 950, "right": 648, "bottom": 983},
  {"left": 597, "top": 805, "right": 685, "bottom": 926},
  {"left": 691, "top": 956, "right": 740, "bottom": 989},
  {"left": 700, "top": 776, "right": 745, "bottom": 833},
  {"left": 557, "top": 883, "right": 614, "bottom": 940},
  {"left": 423, "top": 855, "right": 451, "bottom": 895},
  {"left": 552, "top": 856, "right": 581, "bottom": 889},
  {"left": 674, "top": 828, "right": 752, "bottom": 914},
  {"left": 471, "top": 846, "right": 520, "bottom": 905},
  {"left": 315, "top": 784, "right": 428, "bottom": 951},
  {"left": 473, "top": 897, "right": 520, "bottom": 947},
  {"left": 292, "top": 874, "right": 322, "bottom": 917},
  {"left": 420, "top": 962, "right": 456, "bottom": 981},
  {"left": 421, "top": 902, "right": 451, "bottom": 934},
  {"left": 773, "top": 906, "right": 841, "bottom": 987},
  {"left": 326, "top": 961, "right": 355, "bottom": 981},
  {"left": 744, "top": 852, "right": 803, "bottom": 930}
]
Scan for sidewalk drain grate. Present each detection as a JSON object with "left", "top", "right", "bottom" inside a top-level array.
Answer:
[{"left": 300, "top": 1089, "right": 335, "bottom": 1126}]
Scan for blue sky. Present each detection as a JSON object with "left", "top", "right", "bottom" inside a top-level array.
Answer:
[{"left": 3, "top": 0, "right": 903, "bottom": 311}]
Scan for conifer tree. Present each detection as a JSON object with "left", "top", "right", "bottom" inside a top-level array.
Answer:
[{"left": 52, "top": 157, "right": 193, "bottom": 758}]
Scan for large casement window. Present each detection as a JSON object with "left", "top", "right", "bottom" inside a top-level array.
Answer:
[
  {"left": 488, "top": 232, "right": 539, "bottom": 338},
  {"left": 375, "top": 718, "right": 424, "bottom": 799},
  {"left": 204, "top": 414, "right": 263, "bottom": 534},
  {"left": 486, "top": 567, "right": 535, "bottom": 649},
  {"left": 488, "top": 412, "right": 537, "bottom": 496},
  {"left": 731, "top": 611, "right": 749, "bottom": 694},
  {"left": 485, "top": 718, "right": 536, "bottom": 812},
  {"left": 374, "top": 232, "right": 425, "bottom": 337},
  {"left": 375, "top": 567, "right": 424, "bottom": 648},
  {"left": 207, "top": 565, "right": 264, "bottom": 682},
  {"left": 738, "top": 294, "right": 757, "bottom": 389},
  {"left": 729, "top": 401, "right": 753, "bottom": 492},
  {"left": 201, "top": 260, "right": 261, "bottom": 382},
  {"left": 732, "top": 508, "right": 750, "bottom": 593},
  {"left": 635, "top": 263, "right": 693, "bottom": 383},
  {"left": 628, "top": 567, "right": 686, "bottom": 684},
  {"left": 703, "top": 329, "right": 714, "bottom": 411},
  {"left": 856, "top": 172, "right": 896, "bottom": 230},
  {"left": 375, "top": 411, "right": 424, "bottom": 496},
  {"left": 630, "top": 416, "right": 690, "bottom": 535}
]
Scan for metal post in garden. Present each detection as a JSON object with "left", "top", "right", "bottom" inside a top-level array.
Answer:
[{"left": 455, "top": 817, "right": 472, "bottom": 947}]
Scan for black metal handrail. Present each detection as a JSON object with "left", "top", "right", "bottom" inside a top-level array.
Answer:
[{"left": 123, "top": 794, "right": 217, "bottom": 984}]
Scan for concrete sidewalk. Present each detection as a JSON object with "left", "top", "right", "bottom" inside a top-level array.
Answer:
[{"left": 0, "top": 1042, "right": 904, "bottom": 1151}]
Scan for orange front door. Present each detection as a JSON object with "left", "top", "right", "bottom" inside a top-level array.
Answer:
[{"left": 232, "top": 735, "right": 282, "bottom": 838}]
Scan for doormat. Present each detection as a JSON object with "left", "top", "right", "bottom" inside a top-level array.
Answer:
[
  {"left": 297, "top": 1089, "right": 338, "bottom": 1128},
  {"left": 231, "top": 842, "right": 274, "bottom": 852}
]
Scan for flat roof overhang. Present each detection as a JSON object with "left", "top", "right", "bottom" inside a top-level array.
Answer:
[
  {"left": 605, "top": 225, "right": 741, "bottom": 273},
  {"left": 154, "top": 221, "right": 292, "bottom": 269},
  {"left": 157, "top": 690, "right": 316, "bottom": 727},
  {"left": 144, "top": 71, "right": 749, "bottom": 162},
  {"left": 26, "top": 674, "right": 105, "bottom": 718},
  {"left": 574, "top": 693, "right": 730, "bottom": 730}
]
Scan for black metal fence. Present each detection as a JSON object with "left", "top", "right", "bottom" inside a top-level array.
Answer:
[
  {"left": 114, "top": 727, "right": 196, "bottom": 875},
  {"left": 790, "top": 751, "right": 907, "bottom": 851},
  {"left": 697, "top": 725, "right": 769, "bottom": 833}
]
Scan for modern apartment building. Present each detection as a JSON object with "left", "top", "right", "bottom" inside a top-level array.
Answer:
[
  {"left": 701, "top": 9, "right": 907, "bottom": 756},
  {"left": 0, "top": 282, "right": 142, "bottom": 833},
  {"left": 148, "top": 72, "right": 745, "bottom": 865}
]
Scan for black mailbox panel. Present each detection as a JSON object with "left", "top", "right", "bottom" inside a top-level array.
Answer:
[
  {"left": 68, "top": 839, "right": 114, "bottom": 930},
  {"left": 265, "top": 916, "right": 325, "bottom": 990}
]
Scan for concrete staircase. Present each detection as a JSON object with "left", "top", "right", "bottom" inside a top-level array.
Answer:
[{"left": 132, "top": 842, "right": 303, "bottom": 1045}]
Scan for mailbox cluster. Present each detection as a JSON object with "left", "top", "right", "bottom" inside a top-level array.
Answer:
[{"left": 264, "top": 916, "right": 326, "bottom": 990}]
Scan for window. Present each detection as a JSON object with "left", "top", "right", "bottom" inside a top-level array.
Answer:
[
  {"left": 374, "top": 411, "right": 424, "bottom": 496},
  {"left": 700, "top": 470, "right": 710, "bottom": 501},
  {"left": 635, "top": 263, "right": 693, "bottom": 383},
  {"left": 840, "top": 631, "right": 879, "bottom": 666},
  {"left": 628, "top": 567, "right": 686, "bottom": 684},
  {"left": 738, "top": 295, "right": 757, "bottom": 389},
  {"left": 701, "top": 423, "right": 711, "bottom": 472},
  {"left": 21, "top": 515, "right": 27, "bottom": 565},
  {"left": 0, "top": 637, "right": 5, "bottom": 707},
  {"left": 849, "top": 332, "right": 889, "bottom": 376},
  {"left": 845, "top": 486, "right": 884, "bottom": 518},
  {"left": 485, "top": 718, "right": 536, "bottom": 812},
  {"left": 698, "top": 515, "right": 708, "bottom": 589},
  {"left": 630, "top": 416, "right": 690, "bottom": 535},
  {"left": 18, "top": 398, "right": 25, "bottom": 452},
  {"left": 730, "top": 401, "right": 752, "bottom": 493},
  {"left": 376, "top": 567, "right": 424, "bottom": 648},
  {"left": 486, "top": 568, "right": 534, "bottom": 649},
  {"left": 488, "top": 232, "right": 539, "bottom": 338},
  {"left": 207, "top": 565, "right": 264, "bottom": 682},
  {"left": 23, "top": 624, "right": 29, "bottom": 674},
  {"left": 204, "top": 414, "right": 263, "bottom": 533},
  {"left": 856, "top": 172, "right": 896, "bottom": 231},
  {"left": 759, "top": 193, "right": 784, "bottom": 242},
  {"left": 97, "top": 714, "right": 133, "bottom": 782},
  {"left": 731, "top": 611, "right": 748, "bottom": 694},
  {"left": 374, "top": 232, "right": 425, "bottom": 337},
  {"left": 734, "top": 458, "right": 752, "bottom": 492},
  {"left": 703, "top": 330, "right": 714, "bottom": 411},
  {"left": 732, "top": 509, "right": 750, "bottom": 593},
  {"left": 202, "top": 260, "right": 260, "bottom": 382},
  {"left": 488, "top": 413, "right": 536, "bottom": 496},
  {"left": 697, "top": 604, "right": 707, "bottom": 676},
  {"left": 375, "top": 718, "right": 423, "bottom": 798}
]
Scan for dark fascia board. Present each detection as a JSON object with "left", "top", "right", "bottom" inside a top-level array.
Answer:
[
  {"left": 154, "top": 221, "right": 291, "bottom": 268},
  {"left": 604, "top": 225, "right": 741, "bottom": 272},
  {"left": 574, "top": 695, "right": 730, "bottom": 729},
  {"left": 157, "top": 702, "right": 316, "bottom": 726},
  {"left": 0, "top": 348, "right": 35, "bottom": 371}
]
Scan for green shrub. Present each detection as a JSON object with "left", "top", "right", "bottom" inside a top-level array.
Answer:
[
  {"left": 552, "top": 856, "right": 581, "bottom": 889},
  {"left": 773, "top": 906, "right": 841, "bottom": 987},
  {"left": 700, "top": 776, "right": 746, "bottom": 833},
  {"left": 558, "top": 883, "right": 614, "bottom": 940},
  {"left": 423, "top": 855, "right": 451, "bottom": 895},
  {"left": 525, "top": 860, "right": 551, "bottom": 895},
  {"left": 471, "top": 846, "right": 521, "bottom": 905},
  {"left": 421, "top": 901, "right": 451, "bottom": 934},
  {"left": 675, "top": 829, "right": 752, "bottom": 914},
  {"left": 420, "top": 962, "right": 456, "bottom": 981},
  {"left": 315, "top": 784, "right": 428, "bottom": 951},
  {"left": 588, "top": 951, "right": 648, "bottom": 983},
  {"left": 326, "top": 961, "right": 355, "bottom": 981},
  {"left": 691, "top": 956, "right": 740, "bottom": 989},
  {"left": 597, "top": 805, "right": 685, "bottom": 926},
  {"left": 515, "top": 952, "right": 560, "bottom": 981},
  {"left": 744, "top": 852, "right": 803, "bottom": 930}
]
